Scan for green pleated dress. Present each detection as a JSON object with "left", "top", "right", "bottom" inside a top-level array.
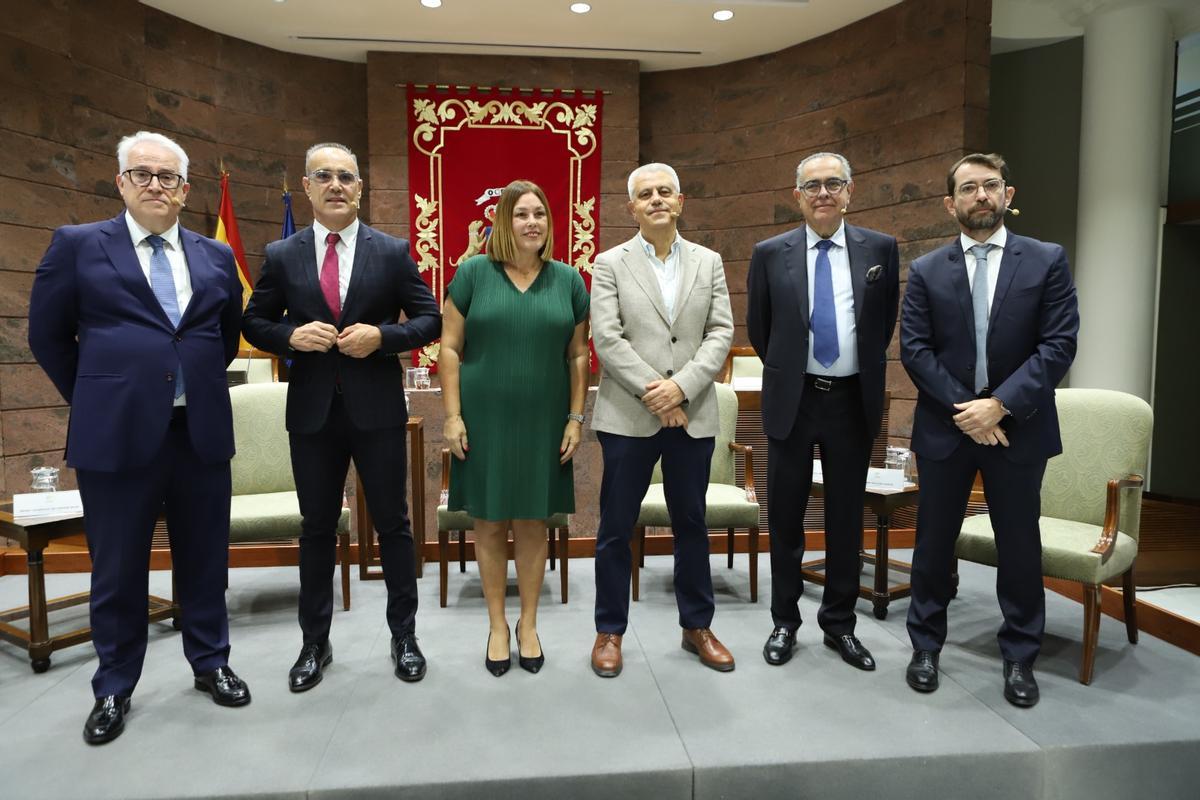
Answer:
[{"left": 447, "top": 255, "right": 589, "bottom": 521}]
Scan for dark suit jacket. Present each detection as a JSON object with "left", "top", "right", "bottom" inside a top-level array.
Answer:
[
  {"left": 900, "top": 232, "right": 1079, "bottom": 464},
  {"left": 242, "top": 223, "right": 441, "bottom": 434},
  {"left": 27, "top": 213, "right": 243, "bottom": 471},
  {"left": 746, "top": 223, "right": 900, "bottom": 441}
]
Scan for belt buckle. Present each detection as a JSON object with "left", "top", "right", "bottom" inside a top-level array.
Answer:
[{"left": 814, "top": 377, "right": 833, "bottom": 392}]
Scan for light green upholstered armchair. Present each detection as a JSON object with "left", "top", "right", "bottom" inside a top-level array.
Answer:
[
  {"left": 633, "top": 382, "right": 762, "bottom": 602},
  {"left": 955, "top": 388, "right": 1152, "bottom": 684},
  {"left": 435, "top": 449, "right": 571, "bottom": 607},
  {"left": 229, "top": 383, "right": 352, "bottom": 610}
]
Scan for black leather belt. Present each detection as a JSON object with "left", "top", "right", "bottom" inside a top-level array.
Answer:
[{"left": 805, "top": 374, "right": 859, "bottom": 392}]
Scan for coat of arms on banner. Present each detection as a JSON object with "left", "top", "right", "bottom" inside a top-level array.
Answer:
[{"left": 406, "top": 85, "right": 604, "bottom": 368}]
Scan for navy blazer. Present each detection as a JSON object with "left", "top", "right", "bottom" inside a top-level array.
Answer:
[
  {"left": 28, "top": 213, "right": 243, "bottom": 471},
  {"left": 746, "top": 223, "right": 901, "bottom": 441},
  {"left": 242, "top": 224, "right": 441, "bottom": 434},
  {"left": 900, "top": 232, "right": 1079, "bottom": 464}
]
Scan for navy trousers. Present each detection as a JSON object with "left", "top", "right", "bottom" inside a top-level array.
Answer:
[
  {"left": 594, "top": 428, "right": 715, "bottom": 634},
  {"left": 77, "top": 416, "right": 232, "bottom": 699}
]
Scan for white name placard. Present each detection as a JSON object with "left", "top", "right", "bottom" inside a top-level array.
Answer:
[
  {"left": 12, "top": 490, "right": 84, "bottom": 521},
  {"left": 865, "top": 468, "right": 907, "bottom": 491}
]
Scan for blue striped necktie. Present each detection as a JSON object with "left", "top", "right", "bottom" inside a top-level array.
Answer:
[
  {"left": 811, "top": 238, "right": 839, "bottom": 368},
  {"left": 969, "top": 243, "right": 993, "bottom": 394},
  {"left": 146, "top": 234, "right": 184, "bottom": 398}
]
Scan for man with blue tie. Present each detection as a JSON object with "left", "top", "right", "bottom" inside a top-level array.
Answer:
[
  {"left": 901, "top": 153, "right": 1079, "bottom": 707},
  {"left": 28, "top": 131, "right": 249, "bottom": 745},
  {"left": 747, "top": 152, "right": 900, "bottom": 672}
]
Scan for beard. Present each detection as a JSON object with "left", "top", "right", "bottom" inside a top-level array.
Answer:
[{"left": 958, "top": 202, "right": 1004, "bottom": 231}]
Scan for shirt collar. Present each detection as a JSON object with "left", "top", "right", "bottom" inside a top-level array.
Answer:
[
  {"left": 636, "top": 231, "right": 681, "bottom": 260},
  {"left": 314, "top": 217, "right": 359, "bottom": 246},
  {"left": 125, "top": 211, "right": 181, "bottom": 250},
  {"left": 806, "top": 222, "right": 846, "bottom": 250},
  {"left": 959, "top": 225, "right": 1007, "bottom": 256}
]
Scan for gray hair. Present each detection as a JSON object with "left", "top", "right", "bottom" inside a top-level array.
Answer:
[
  {"left": 795, "top": 152, "right": 852, "bottom": 188},
  {"left": 116, "top": 131, "right": 189, "bottom": 181},
  {"left": 305, "top": 142, "right": 360, "bottom": 174},
  {"left": 627, "top": 163, "right": 681, "bottom": 199}
]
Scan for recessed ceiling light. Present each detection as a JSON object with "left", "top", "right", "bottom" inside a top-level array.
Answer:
[
  {"left": 570, "top": 2, "right": 591, "bottom": 13},
  {"left": 713, "top": 10, "right": 734, "bottom": 22},
  {"left": 421, "top": 0, "right": 442, "bottom": 8}
]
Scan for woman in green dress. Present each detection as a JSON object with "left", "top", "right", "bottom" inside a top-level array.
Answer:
[{"left": 439, "top": 180, "right": 590, "bottom": 676}]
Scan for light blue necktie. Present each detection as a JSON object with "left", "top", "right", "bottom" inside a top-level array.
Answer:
[
  {"left": 969, "top": 243, "right": 993, "bottom": 394},
  {"left": 811, "top": 238, "right": 839, "bottom": 368},
  {"left": 146, "top": 235, "right": 184, "bottom": 399}
]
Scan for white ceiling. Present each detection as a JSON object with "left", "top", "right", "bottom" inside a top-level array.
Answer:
[{"left": 140, "top": 0, "right": 904, "bottom": 72}]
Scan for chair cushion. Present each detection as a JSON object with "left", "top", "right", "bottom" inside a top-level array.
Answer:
[
  {"left": 436, "top": 508, "right": 569, "bottom": 532},
  {"left": 956, "top": 513, "right": 1137, "bottom": 585},
  {"left": 636, "top": 483, "right": 759, "bottom": 528},
  {"left": 229, "top": 491, "right": 348, "bottom": 543}
]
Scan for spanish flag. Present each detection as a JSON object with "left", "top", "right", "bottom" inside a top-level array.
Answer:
[{"left": 214, "top": 170, "right": 252, "bottom": 348}]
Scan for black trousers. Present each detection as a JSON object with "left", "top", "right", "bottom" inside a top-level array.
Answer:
[
  {"left": 594, "top": 428, "right": 716, "bottom": 634},
  {"left": 767, "top": 376, "right": 871, "bottom": 635},
  {"left": 906, "top": 441, "right": 1047, "bottom": 665},
  {"left": 290, "top": 394, "right": 417, "bottom": 644}
]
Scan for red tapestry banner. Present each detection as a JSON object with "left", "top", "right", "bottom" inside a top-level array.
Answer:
[{"left": 406, "top": 85, "right": 603, "bottom": 367}]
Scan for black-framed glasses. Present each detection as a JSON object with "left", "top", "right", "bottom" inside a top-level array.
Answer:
[
  {"left": 122, "top": 169, "right": 183, "bottom": 189},
  {"left": 798, "top": 178, "right": 849, "bottom": 197},
  {"left": 309, "top": 169, "right": 359, "bottom": 186},
  {"left": 956, "top": 179, "right": 1005, "bottom": 198}
]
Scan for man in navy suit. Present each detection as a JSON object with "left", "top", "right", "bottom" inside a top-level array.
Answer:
[
  {"left": 28, "top": 131, "right": 250, "bottom": 745},
  {"left": 243, "top": 143, "right": 440, "bottom": 691},
  {"left": 901, "top": 153, "right": 1079, "bottom": 707},
  {"left": 747, "top": 153, "right": 900, "bottom": 672}
]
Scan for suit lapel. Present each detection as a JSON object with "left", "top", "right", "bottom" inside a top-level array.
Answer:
[
  {"left": 98, "top": 214, "right": 174, "bottom": 331},
  {"left": 340, "top": 224, "right": 373, "bottom": 324},
  {"left": 844, "top": 224, "right": 868, "bottom": 323},
  {"left": 988, "top": 236, "right": 1021, "bottom": 336},
  {"left": 295, "top": 226, "right": 330, "bottom": 323},
  {"left": 946, "top": 246, "right": 975, "bottom": 335},
  {"left": 782, "top": 227, "right": 810, "bottom": 328},
  {"left": 175, "top": 226, "right": 209, "bottom": 329},
  {"left": 671, "top": 239, "right": 700, "bottom": 318},
  {"left": 620, "top": 241, "right": 671, "bottom": 325}
]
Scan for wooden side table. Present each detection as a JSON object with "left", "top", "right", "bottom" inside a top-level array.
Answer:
[
  {"left": 0, "top": 505, "right": 177, "bottom": 673},
  {"left": 358, "top": 416, "right": 427, "bottom": 580},
  {"left": 801, "top": 484, "right": 920, "bottom": 620}
]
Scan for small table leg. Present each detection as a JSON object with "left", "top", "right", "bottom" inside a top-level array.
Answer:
[
  {"left": 872, "top": 514, "right": 891, "bottom": 620},
  {"left": 27, "top": 547, "right": 52, "bottom": 672}
]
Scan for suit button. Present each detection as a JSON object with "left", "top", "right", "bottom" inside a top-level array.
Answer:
[
  {"left": 166, "top": 373, "right": 174, "bottom": 382},
  {"left": 666, "top": 369, "right": 674, "bottom": 376},
  {"left": 966, "top": 365, "right": 974, "bottom": 371},
  {"left": 671, "top": 337, "right": 677, "bottom": 343},
  {"left": 174, "top": 335, "right": 183, "bottom": 343}
]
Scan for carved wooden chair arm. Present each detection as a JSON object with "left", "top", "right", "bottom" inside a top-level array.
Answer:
[
  {"left": 1090, "top": 475, "right": 1144, "bottom": 564},
  {"left": 728, "top": 441, "right": 757, "bottom": 503},
  {"left": 439, "top": 448, "right": 451, "bottom": 505}
]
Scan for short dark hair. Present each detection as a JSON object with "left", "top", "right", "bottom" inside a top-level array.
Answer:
[
  {"left": 487, "top": 180, "right": 555, "bottom": 264},
  {"left": 946, "top": 153, "right": 1010, "bottom": 196}
]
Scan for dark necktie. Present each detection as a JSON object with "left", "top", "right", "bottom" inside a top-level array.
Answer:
[
  {"left": 321, "top": 231, "right": 341, "bottom": 319},
  {"left": 146, "top": 234, "right": 184, "bottom": 399},
  {"left": 969, "top": 243, "right": 993, "bottom": 394},
  {"left": 811, "top": 238, "right": 839, "bottom": 368}
]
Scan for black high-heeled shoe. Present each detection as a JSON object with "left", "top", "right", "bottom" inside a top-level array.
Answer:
[
  {"left": 516, "top": 618, "right": 545, "bottom": 674},
  {"left": 485, "top": 627, "right": 511, "bottom": 677}
]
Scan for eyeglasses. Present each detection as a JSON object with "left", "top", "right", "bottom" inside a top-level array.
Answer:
[
  {"left": 122, "top": 169, "right": 183, "bottom": 190},
  {"left": 309, "top": 169, "right": 359, "bottom": 186},
  {"left": 955, "top": 179, "right": 1005, "bottom": 198},
  {"left": 798, "top": 178, "right": 848, "bottom": 197}
]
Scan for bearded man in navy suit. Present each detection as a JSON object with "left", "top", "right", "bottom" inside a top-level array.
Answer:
[
  {"left": 29, "top": 131, "right": 250, "bottom": 745},
  {"left": 901, "top": 153, "right": 1079, "bottom": 707}
]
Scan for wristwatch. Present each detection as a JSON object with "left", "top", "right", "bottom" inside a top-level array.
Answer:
[{"left": 567, "top": 412, "right": 585, "bottom": 423}]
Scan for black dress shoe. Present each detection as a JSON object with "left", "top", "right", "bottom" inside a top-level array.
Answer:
[
  {"left": 762, "top": 626, "right": 796, "bottom": 666},
  {"left": 392, "top": 633, "right": 427, "bottom": 682},
  {"left": 289, "top": 641, "right": 333, "bottom": 693},
  {"left": 485, "top": 628, "right": 511, "bottom": 677},
  {"left": 194, "top": 665, "right": 251, "bottom": 706},
  {"left": 83, "top": 695, "right": 130, "bottom": 745},
  {"left": 823, "top": 633, "right": 876, "bottom": 671},
  {"left": 516, "top": 618, "right": 545, "bottom": 674},
  {"left": 1003, "top": 660, "right": 1040, "bottom": 708},
  {"left": 906, "top": 649, "right": 940, "bottom": 693}
]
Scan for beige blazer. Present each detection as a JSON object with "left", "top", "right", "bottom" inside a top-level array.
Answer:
[{"left": 591, "top": 234, "right": 733, "bottom": 438}]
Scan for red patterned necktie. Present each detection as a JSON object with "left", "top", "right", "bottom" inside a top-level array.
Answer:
[{"left": 320, "top": 231, "right": 341, "bottom": 319}]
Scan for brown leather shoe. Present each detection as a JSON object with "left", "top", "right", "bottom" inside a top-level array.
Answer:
[
  {"left": 591, "top": 632, "right": 623, "bottom": 678},
  {"left": 681, "top": 628, "right": 735, "bottom": 672}
]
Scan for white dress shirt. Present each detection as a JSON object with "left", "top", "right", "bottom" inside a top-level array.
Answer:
[
  {"left": 125, "top": 212, "right": 193, "bottom": 405},
  {"left": 959, "top": 225, "right": 1008, "bottom": 314},
  {"left": 637, "top": 231, "right": 681, "bottom": 323},
  {"left": 313, "top": 217, "right": 360, "bottom": 306},
  {"left": 806, "top": 222, "right": 858, "bottom": 376}
]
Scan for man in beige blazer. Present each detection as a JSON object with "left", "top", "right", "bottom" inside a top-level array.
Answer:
[{"left": 589, "top": 163, "right": 735, "bottom": 677}]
